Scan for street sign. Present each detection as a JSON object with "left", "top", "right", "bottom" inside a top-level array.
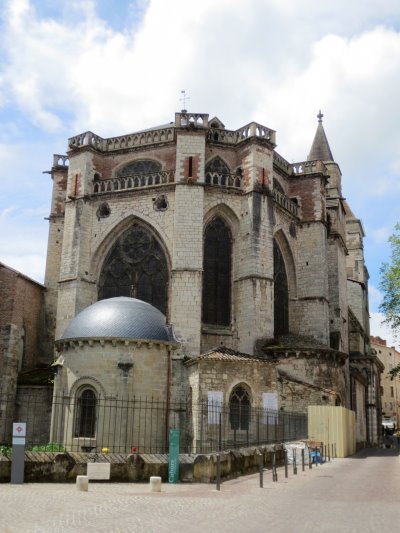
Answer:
[
  {"left": 11, "top": 422, "right": 26, "bottom": 484},
  {"left": 168, "top": 429, "right": 180, "bottom": 483}
]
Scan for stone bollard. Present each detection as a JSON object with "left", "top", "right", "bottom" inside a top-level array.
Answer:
[
  {"left": 150, "top": 476, "right": 162, "bottom": 492},
  {"left": 76, "top": 475, "right": 89, "bottom": 491}
]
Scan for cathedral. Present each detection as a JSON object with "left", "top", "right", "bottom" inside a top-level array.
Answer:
[{"left": 0, "top": 110, "right": 383, "bottom": 452}]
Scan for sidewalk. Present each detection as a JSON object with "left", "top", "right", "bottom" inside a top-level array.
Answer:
[{"left": 1, "top": 447, "right": 399, "bottom": 533}]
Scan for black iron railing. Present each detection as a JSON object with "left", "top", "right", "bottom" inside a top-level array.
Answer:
[{"left": 0, "top": 392, "right": 307, "bottom": 454}]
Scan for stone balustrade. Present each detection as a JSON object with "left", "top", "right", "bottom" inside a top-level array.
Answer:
[
  {"left": 273, "top": 152, "right": 291, "bottom": 174},
  {"left": 68, "top": 118, "right": 276, "bottom": 154},
  {"left": 208, "top": 122, "right": 276, "bottom": 145},
  {"left": 53, "top": 154, "right": 69, "bottom": 167},
  {"left": 291, "top": 160, "right": 327, "bottom": 175},
  {"left": 273, "top": 189, "right": 299, "bottom": 217},
  {"left": 205, "top": 172, "right": 243, "bottom": 189},
  {"left": 93, "top": 171, "right": 175, "bottom": 194}
]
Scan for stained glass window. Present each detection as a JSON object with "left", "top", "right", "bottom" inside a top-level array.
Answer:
[
  {"left": 98, "top": 224, "right": 168, "bottom": 314},
  {"left": 202, "top": 217, "right": 232, "bottom": 326}
]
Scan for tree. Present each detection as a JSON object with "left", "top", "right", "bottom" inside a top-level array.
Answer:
[{"left": 379, "top": 223, "right": 400, "bottom": 379}]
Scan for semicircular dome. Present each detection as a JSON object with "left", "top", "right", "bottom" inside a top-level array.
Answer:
[{"left": 59, "top": 297, "right": 174, "bottom": 343}]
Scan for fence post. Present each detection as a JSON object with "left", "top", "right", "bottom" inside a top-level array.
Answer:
[
  {"left": 216, "top": 453, "right": 221, "bottom": 491},
  {"left": 272, "top": 449, "right": 278, "bottom": 482},
  {"left": 258, "top": 451, "right": 263, "bottom": 488},
  {"left": 284, "top": 449, "right": 288, "bottom": 478},
  {"left": 218, "top": 412, "right": 222, "bottom": 452}
]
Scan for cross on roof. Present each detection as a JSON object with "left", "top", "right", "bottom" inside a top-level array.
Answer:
[{"left": 180, "top": 90, "right": 190, "bottom": 112}]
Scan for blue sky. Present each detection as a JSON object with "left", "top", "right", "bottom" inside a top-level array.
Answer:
[{"left": 0, "top": 0, "right": 399, "bottom": 348}]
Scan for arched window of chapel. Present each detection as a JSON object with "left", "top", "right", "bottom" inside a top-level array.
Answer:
[
  {"left": 74, "top": 388, "right": 97, "bottom": 438},
  {"left": 98, "top": 224, "right": 169, "bottom": 314},
  {"left": 202, "top": 217, "right": 232, "bottom": 327},
  {"left": 229, "top": 385, "right": 251, "bottom": 431}
]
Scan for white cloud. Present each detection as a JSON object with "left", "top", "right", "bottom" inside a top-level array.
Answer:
[
  {"left": 370, "top": 312, "right": 400, "bottom": 350},
  {"left": 1, "top": 0, "right": 400, "bottom": 282},
  {"left": 369, "top": 284, "right": 383, "bottom": 310},
  {"left": 371, "top": 227, "right": 392, "bottom": 245},
  {"left": 0, "top": 204, "right": 49, "bottom": 282}
]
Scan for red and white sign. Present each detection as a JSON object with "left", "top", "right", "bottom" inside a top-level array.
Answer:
[{"left": 12, "top": 422, "right": 26, "bottom": 437}]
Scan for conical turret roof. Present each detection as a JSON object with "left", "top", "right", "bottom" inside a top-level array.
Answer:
[{"left": 307, "top": 111, "right": 334, "bottom": 161}]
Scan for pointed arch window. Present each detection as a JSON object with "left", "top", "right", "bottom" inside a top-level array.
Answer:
[
  {"left": 273, "top": 240, "right": 289, "bottom": 336},
  {"left": 205, "top": 157, "right": 230, "bottom": 184},
  {"left": 116, "top": 160, "right": 161, "bottom": 177},
  {"left": 98, "top": 223, "right": 168, "bottom": 314},
  {"left": 229, "top": 385, "right": 251, "bottom": 431},
  {"left": 74, "top": 388, "right": 97, "bottom": 438},
  {"left": 202, "top": 217, "right": 232, "bottom": 326}
]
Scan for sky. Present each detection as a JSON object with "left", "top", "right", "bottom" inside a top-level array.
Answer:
[{"left": 0, "top": 0, "right": 399, "bottom": 348}]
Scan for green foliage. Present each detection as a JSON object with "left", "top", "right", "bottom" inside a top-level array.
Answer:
[
  {"left": 380, "top": 223, "right": 400, "bottom": 378},
  {"left": 28, "top": 443, "right": 65, "bottom": 452},
  {"left": 0, "top": 445, "right": 12, "bottom": 457},
  {"left": 379, "top": 223, "right": 400, "bottom": 335}
]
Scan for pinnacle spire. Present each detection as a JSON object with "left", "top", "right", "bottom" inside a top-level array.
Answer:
[{"left": 307, "top": 110, "right": 334, "bottom": 161}]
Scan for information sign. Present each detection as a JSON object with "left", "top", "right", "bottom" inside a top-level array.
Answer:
[{"left": 168, "top": 428, "right": 180, "bottom": 483}]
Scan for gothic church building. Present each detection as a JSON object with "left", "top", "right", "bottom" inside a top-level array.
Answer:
[{"left": 0, "top": 110, "right": 382, "bottom": 451}]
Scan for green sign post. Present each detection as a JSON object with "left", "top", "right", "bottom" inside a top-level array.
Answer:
[{"left": 168, "top": 428, "right": 180, "bottom": 483}]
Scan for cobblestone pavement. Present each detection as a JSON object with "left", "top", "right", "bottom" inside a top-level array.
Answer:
[{"left": 1, "top": 447, "right": 400, "bottom": 533}]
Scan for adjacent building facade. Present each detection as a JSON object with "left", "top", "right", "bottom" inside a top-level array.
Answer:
[{"left": 371, "top": 335, "right": 400, "bottom": 429}]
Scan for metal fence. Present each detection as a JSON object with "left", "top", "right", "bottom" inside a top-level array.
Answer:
[{"left": 0, "top": 392, "right": 308, "bottom": 454}]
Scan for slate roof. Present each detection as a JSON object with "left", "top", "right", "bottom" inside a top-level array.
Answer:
[
  {"left": 307, "top": 113, "right": 334, "bottom": 162},
  {"left": 184, "top": 346, "right": 268, "bottom": 365},
  {"left": 59, "top": 297, "right": 176, "bottom": 343}
]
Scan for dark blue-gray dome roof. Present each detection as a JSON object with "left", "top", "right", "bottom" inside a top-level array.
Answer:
[{"left": 60, "top": 297, "right": 175, "bottom": 343}]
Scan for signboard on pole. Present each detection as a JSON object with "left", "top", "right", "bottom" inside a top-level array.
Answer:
[
  {"left": 11, "top": 422, "right": 26, "bottom": 484},
  {"left": 168, "top": 428, "right": 180, "bottom": 483}
]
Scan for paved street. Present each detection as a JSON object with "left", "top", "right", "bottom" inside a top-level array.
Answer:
[{"left": 1, "top": 446, "right": 399, "bottom": 533}]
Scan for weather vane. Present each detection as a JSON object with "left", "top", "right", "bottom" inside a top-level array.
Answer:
[{"left": 180, "top": 90, "right": 190, "bottom": 112}]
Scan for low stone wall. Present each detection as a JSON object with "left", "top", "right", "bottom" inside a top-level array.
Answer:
[{"left": 0, "top": 445, "right": 285, "bottom": 483}]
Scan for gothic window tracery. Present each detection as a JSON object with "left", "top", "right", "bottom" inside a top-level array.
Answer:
[
  {"left": 117, "top": 160, "right": 161, "bottom": 177},
  {"left": 229, "top": 385, "right": 251, "bottom": 431},
  {"left": 274, "top": 240, "right": 289, "bottom": 336},
  {"left": 205, "top": 157, "right": 230, "bottom": 184},
  {"left": 202, "top": 217, "right": 232, "bottom": 326},
  {"left": 98, "top": 224, "right": 168, "bottom": 314}
]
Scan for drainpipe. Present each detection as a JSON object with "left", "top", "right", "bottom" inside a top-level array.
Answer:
[{"left": 165, "top": 346, "right": 172, "bottom": 452}]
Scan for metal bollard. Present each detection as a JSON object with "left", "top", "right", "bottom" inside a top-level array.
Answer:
[
  {"left": 331, "top": 443, "right": 334, "bottom": 460},
  {"left": 259, "top": 452, "right": 264, "bottom": 488},
  {"left": 216, "top": 453, "right": 221, "bottom": 491},
  {"left": 301, "top": 448, "right": 305, "bottom": 472},
  {"left": 284, "top": 449, "right": 288, "bottom": 478},
  {"left": 293, "top": 449, "right": 297, "bottom": 475},
  {"left": 328, "top": 443, "right": 331, "bottom": 462},
  {"left": 309, "top": 450, "right": 312, "bottom": 469},
  {"left": 315, "top": 447, "right": 318, "bottom": 467},
  {"left": 321, "top": 443, "right": 324, "bottom": 463},
  {"left": 272, "top": 450, "right": 278, "bottom": 482}
]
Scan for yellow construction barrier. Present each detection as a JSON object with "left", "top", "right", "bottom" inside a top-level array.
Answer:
[{"left": 308, "top": 405, "right": 356, "bottom": 458}]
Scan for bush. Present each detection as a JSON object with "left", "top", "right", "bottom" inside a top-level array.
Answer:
[{"left": 28, "top": 443, "right": 66, "bottom": 452}]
